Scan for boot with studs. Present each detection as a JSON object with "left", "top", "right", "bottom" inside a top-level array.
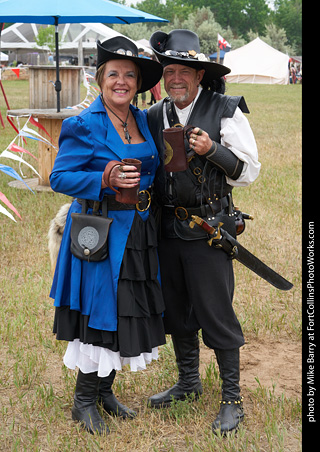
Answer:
[{"left": 212, "top": 348, "right": 244, "bottom": 435}]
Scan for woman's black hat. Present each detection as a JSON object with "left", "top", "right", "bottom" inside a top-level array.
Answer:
[{"left": 97, "top": 36, "right": 163, "bottom": 93}]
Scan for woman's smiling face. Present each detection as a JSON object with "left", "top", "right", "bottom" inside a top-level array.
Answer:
[{"left": 101, "top": 59, "right": 139, "bottom": 108}]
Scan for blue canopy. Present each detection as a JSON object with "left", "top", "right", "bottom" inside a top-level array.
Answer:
[
  {"left": 0, "top": 0, "right": 167, "bottom": 25},
  {"left": 0, "top": 0, "right": 168, "bottom": 110},
  {"left": 209, "top": 50, "right": 226, "bottom": 60}
]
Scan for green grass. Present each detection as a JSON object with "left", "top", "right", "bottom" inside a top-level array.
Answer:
[{"left": 0, "top": 80, "right": 302, "bottom": 451}]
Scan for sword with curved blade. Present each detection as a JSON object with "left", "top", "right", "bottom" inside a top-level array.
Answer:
[{"left": 189, "top": 215, "right": 293, "bottom": 291}]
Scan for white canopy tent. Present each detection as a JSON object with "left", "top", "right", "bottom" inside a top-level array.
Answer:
[
  {"left": 224, "top": 38, "right": 290, "bottom": 85},
  {"left": 0, "top": 22, "right": 150, "bottom": 64},
  {"left": 1, "top": 52, "right": 9, "bottom": 61}
]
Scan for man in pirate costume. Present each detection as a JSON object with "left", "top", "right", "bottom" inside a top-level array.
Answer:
[{"left": 147, "top": 29, "right": 261, "bottom": 434}]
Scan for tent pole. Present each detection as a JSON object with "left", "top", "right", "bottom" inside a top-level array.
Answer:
[{"left": 54, "top": 17, "right": 61, "bottom": 112}]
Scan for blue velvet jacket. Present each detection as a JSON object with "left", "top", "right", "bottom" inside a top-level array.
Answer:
[{"left": 49, "top": 96, "right": 160, "bottom": 331}]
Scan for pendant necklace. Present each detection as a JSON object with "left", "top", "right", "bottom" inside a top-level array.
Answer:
[{"left": 100, "top": 94, "right": 132, "bottom": 144}]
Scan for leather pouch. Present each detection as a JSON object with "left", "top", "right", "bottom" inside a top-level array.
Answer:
[{"left": 70, "top": 199, "right": 113, "bottom": 262}]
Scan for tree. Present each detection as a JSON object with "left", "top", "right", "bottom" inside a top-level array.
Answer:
[
  {"left": 131, "top": 0, "right": 193, "bottom": 23},
  {"left": 248, "top": 23, "right": 294, "bottom": 54},
  {"left": 115, "top": 6, "right": 246, "bottom": 54},
  {"left": 182, "top": 0, "right": 270, "bottom": 37},
  {"left": 35, "top": 26, "right": 57, "bottom": 53},
  {"left": 272, "top": 0, "right": 302, "bottom": 54}
]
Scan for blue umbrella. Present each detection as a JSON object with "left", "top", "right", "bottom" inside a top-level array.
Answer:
[{"left": 0, "top": 0, "right": 168, "bottom": 111}]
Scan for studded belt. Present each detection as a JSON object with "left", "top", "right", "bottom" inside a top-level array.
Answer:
[
  {"left": 77, "top": 190, "right": 151, "bottom": 213},
  {"left": 163, "top": 196, "right": 229, "bottom": 221}
]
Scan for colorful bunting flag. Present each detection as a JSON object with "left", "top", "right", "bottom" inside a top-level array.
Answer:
[
  {"left": 0, "top": 163, "right": 34, "bottom": 192},
  {"left": 0, "top": 203, "right": 16, "bottom": 222},
  {"left": 0, "top": 150, "right": 40, "bottom": 179},
  {"left": 29, "top": 116, "right": 55, "bottom": 143},
  {"left": 0, "top": 191, "right": 21, "bottom": 219},
  {"left": 8, "top": 143, "right": 38, "bottom": 160}
]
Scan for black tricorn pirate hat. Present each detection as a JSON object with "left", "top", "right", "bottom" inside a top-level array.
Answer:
[{"left": 149, "top": 29, "right": 230, "bottom": 84}]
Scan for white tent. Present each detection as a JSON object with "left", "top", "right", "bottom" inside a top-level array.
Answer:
[
  {"left": 224, "top": 38, "right": 290, "bottom": 85},
  {"left": 0, "top": 22, "right": 141, "bottom": 64},
  {"left": 1, "top": 52, "right": 8, "bottom": 61}
]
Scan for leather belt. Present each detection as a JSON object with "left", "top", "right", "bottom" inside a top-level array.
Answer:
[
  {"left": 77, "top": 190, "right": 151, "bottom": 213},
  {"left": 164, "top": 196, "right": 229, "bottom": 221}
]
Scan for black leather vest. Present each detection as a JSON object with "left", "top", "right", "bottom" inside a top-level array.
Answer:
[{"left": 147, "top": 89, "right": 249, "bottom": 239}]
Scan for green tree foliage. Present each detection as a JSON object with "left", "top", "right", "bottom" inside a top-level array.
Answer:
[
  {"left": 132, "top": 0, "right": 194, "bottom": 22},
  {"left": 120, "top": 0, "right": 301, "bottom": 55},
  {"left": 272, "top": 0, "right": 302, "bottom": 54},
  {"left": 35, "top": 26, "right": 57, "bottom": 53}
]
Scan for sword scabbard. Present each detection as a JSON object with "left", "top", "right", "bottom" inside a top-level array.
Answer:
[{"left": 189, "top": 215, "right": 293, "bottom": 291}]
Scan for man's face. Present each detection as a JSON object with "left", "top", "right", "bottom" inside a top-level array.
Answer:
[{"left": 163, "top": 64, "right": 205, "bottom": 109}]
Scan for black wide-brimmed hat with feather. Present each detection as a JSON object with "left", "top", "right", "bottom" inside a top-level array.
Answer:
[
  {"left": 149, "top": 29, "right": 230, "bottom": 85},
  {"left": 97, "top": 36, "right": 163, "bottom": 93}
]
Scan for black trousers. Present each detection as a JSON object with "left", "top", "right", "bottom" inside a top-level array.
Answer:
[{"left": 158, "top": 237, "right": 244, "bottom": 350}]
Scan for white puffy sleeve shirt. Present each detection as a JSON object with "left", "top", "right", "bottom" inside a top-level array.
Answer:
[{"left": 221, "top": 107, "right": 260, "bottom": 187}]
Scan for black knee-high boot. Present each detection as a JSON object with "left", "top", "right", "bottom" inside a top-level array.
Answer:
[
  {"left": 148, "top": 333, "right": 203, "bottom": 408},
  {"left": 98, "top": 370, "right": 137, "bottom": 419},
  {"left": 212, "top": 348, "right": 244, "bottom": 435},
  {"left": 72, "top": 370, "right": 109, "bottom": 435}
]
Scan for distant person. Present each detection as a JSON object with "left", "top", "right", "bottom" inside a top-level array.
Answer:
[{"left": 148, "top": 55, "right": 162, "bottom": 105}]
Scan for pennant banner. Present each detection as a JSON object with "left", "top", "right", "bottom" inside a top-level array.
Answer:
[
  {"left": 20, "top": 124, "right": 57, "bottom": 148},
  {"left": 29, "top": 116, "right": 55, "bottom": 143},
  {"left": 8, "top": 143, "right": 38, "bottom": 160},
  {"left": 11, "top": 68, "right": 20, "bottom": 78},
  {"left": 0, "top": 151, "right": 40, "bottom": 180},
  {"left": 0, "top": 163, "right": 34, "bottom": 191},
  {"left": 0, "top": 203, "right": 16, "bottom": 222},
  {"left": 0, "top": 191, "right": 21, "bottom": 219}
]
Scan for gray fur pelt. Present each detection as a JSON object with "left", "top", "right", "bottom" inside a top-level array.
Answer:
[{"left": 48, "top": 203, "right": 71, "bottom": 274}]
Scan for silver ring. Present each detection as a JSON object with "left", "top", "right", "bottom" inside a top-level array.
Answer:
[
  {"left": 119, "top": 172, "right": 127, "bottom": 180},
  {"left": 191, "top": 144, "right": 195, "bottom": 151},
  {"left": 192, "top": 138, "right": 196, "bottom": 145},
  {"left": 197, "top": 129, "right": 203, "bottom": 136}
]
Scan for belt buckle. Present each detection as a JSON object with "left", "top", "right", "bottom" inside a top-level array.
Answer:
[
  {"left": 136, "top": 190, "right": 151, "bottom": 212},
  {"left": 175, "top": 206, "right": 188, "bottom": 220}
]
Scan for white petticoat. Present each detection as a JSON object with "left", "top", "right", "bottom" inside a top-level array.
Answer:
[{"left": 63, "top": 339, "right": 159, "bottom": 377}]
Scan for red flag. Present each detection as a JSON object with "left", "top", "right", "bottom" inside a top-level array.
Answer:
[
  {"left": 218, "top": 34, "right": 231, "bottom": 52},
  {"left": 8, "top": 143, "right": 38, "bottom": 160},
  {"left": 11, "top": 68, "right": 20, "bottom": 78},
  {"left": 29, "top": 116, "right": 55, "bottom": 143},
  {"left": 0, "top": 191, "right": 22, "bottom": 219}
]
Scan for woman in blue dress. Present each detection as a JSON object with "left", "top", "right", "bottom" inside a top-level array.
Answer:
[{"left": 49, "top": 37, "right": 165, "bottom": 434}]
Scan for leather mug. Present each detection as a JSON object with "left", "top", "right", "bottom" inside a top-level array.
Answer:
[
  {"left": 115, "top": 158, "right": 142, "bottom": 204},
  {"left": 163, "top": 125, "right": 195, "bottom": 172}
]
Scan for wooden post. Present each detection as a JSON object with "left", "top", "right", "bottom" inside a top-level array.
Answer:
[{"left": 216, "top": 33, "right": 220, "bottom": 63}]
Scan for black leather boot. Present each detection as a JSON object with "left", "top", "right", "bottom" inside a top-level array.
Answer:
[
  {"left": 98, "top": 370, "right": 137, "bottom": 419},
  {"left": 212, "top": 348, "right": 244, "bottom": 435},
  {"left": 148, "top": 334, "right": 203, "bottom": 408},
  {"left": 71, "top": 370, "right": 109, "bottom": 435}
]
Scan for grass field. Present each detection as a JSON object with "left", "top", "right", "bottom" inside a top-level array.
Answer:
[{"left": 0, "top": 79, "right": 302, "bottom": 451}]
